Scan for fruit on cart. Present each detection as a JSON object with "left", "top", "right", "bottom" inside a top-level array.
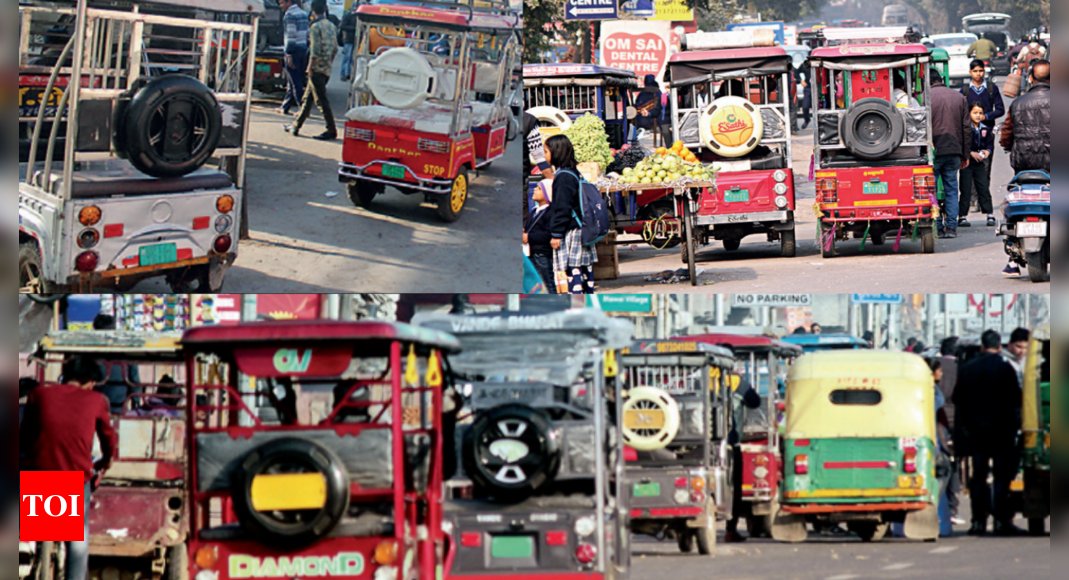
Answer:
[
  {"left": 562, "top": 113, "right": 614, "bottom": 168},
  {"left": 606, "top": 145, "right": 650, "bottom": 175},
  {"left": 616, "top": 151, "right": 715, "bottom": 185}
]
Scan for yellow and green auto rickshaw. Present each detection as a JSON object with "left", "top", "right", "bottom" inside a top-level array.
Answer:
[
  {"left": 1021, "top": 322, "right": 1050, "bottom": 536},
  {"left": 772, "top": 350, "right": 939, "bottom": 543}
]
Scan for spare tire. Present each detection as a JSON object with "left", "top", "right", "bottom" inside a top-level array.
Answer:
[
  {"left": 463, "top": 405, "right": 561, "bottom": 501},
  {"left": 367, "top": 48, "right": 437, "bottom": 110},
  {"left": 699, "top": 96, "right": 764, "bottom": 158},
  {"left": 621, "top": 386, "right": 681, "bottom": 452},
  {"left": 526, "top": 106, "right": 573, "bottom": 132},
  {"left": 231, "top": 438, "right": 350, "bottom": 548},
  {"left": 839, "top": 98, "right": 905, "bottom": 160},
  {"left": 118, "top": 75, "right": 222, "bottom": 178}
]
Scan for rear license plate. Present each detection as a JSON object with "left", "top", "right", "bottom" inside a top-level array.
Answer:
[
  {"left": 255, "top": 64, "right": 271, "bottom": 75},
  {"left": 1016, "top": 222, "right": 1047, "bottom": 237},
  {"left": 139, "top": 243, "right": 178, "bottom": 267},
  {"left": 724, "top": 189, "right": 750, "bottom": 203},
  {"left": 491, "top": 536, "right": 534, "bottom": 559},
  {"left": 633, "top": 482, "right": 661, "bottom": 498},
  {"left": 382, "top": 165, "right": 406, "bottom": 180},
  {"left": 863, "top": 182, "right": 888, "bottom": 194},
  {"left": 19, "top": 87, "right": 57, "bottom": 117}
]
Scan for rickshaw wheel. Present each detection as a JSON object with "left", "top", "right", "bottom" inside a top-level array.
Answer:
[
  {"left": 1028, "top": 517, "right": 1047, "bottom": 536},
  {"left": 695, "top": 499, "right": 717, "bottom": 556},
  {"left": 722, "top": 239, "right": 741, "bottom": 252},
  {"left": 347, "top": 181, "right": 378, "bottom": 209},
  {"left": 921, "top": 226, "right": 936, "bottom": 254},
  {"left": 35, "top": 542, "right": 64, "bottom": 580},
  {"left": 677, "top": 531, "right": 695, "bottom": 553},
  {"left": 165, "top": 544, "right": 188, "bottom": 580},
  {"left": 438, "top": 171, "right": 468, "bottom": 223},
  {"left": 19, "top": 242, "right": 54, "bottom": 295},
  {"left": 780, "top": 229, "right": 797, "bottom": 258},
  {"left": 1026, "top": 243, "right": 1049, "bottom": 283}
]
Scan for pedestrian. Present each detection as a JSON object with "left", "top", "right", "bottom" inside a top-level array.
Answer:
[
  {"left": 338, "top": 2, "right": 359, "bottom": 82},
  {"left": 905, "top": 337, "right": 918, "bottom": 352},
  {"left": 810, "top": 323, "right": 822, "bottom": 335},
  {"left": 1002, "top": 327, "right": 1031, "bottom": 387},
  {"left": 19, "top": 355, "right": 118, "bottom": 580},
  {"left": 284, "top": 0, "right": 338, "bottom": 140},
  {"left": 959, "top": 59, "right": 1004, "bottom": 224},
  {"left": 631, "top": 74, "right": 663, "bottom": 144},
  {"left": 524, "top": 112, "right": 555, "bottom": 223},
  {"left": 278, "top": 0, "right": 310, "bottom": 116},
  {"left": 1000, "top": 60, "right": 1050, "bottom": 277},
  {"left": 1016, "top": 34, "right": 1048, "bottom": 71},
  {"left": 937, "top": 337, "right": 966, "bottom": 526},
  {"left": 967, "top": 33, "right": 998, "bottom": 62},
  {"left": 796, "top": 65, "right": 812, "bottom": 129},
  {"left": 546, "top": 135, "right": 597, "bottom": 295},
  {"left": 929, "top": 68, "right": 973, "bottom": 239},
  {"left": 928, "top": 358, "right": 955, "bottom": 536},
  {"left": 524, "top": 180, "right": 556, "bottom": 293},
  {"left": 952, "top": 330, "right": 1024, "bottom": 536},
  {"left": 722, "top": 358, "right": 762, "bottom": 543},
  {"left": 958, "top": 103, "right": 996, "bottom": 228},
  {"left": 658, "top": 83, "right": 674, "bottom": 146}
]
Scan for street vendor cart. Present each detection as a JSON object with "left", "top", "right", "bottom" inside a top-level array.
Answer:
[
  {"left": 339, "top": 0, "right": 521, "bottom": 222},
  {"left": 523, "top": 64, "right": 638, "bottom": 149},
  {"left": 18, "top": 0, "right": 261, "bottom": 293},
  {"left": 415, "top": 309, "right": 633, "bottom": 580}
]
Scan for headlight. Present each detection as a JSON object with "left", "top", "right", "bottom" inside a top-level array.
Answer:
[
  {"left": 574, "top": 516, "right": 597, "bottom": 537},
  {"left": 774, "top": 183, "right": 789, "bottom": 195},
  {"left": 775, "top": 196, "right": 789, "bottom": 208},
  {"left": 773, "top": 170, "right": 788, "bottom": 183}
]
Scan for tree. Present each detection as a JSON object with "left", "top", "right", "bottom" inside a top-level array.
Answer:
[{"left": 523, "top": 0, "right": 588, "bottom": 63}]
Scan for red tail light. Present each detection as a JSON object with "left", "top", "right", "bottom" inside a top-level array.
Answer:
[
  {"left": 913, "top": 175, "right": 936, "bottom": 201},
  {"left": 418, "top": 138, "right": 451, "bottom": 154},
  {"left": 346, "top": 127, "right": 376, "bottom": 142},
  {"left": 904, "top": 447, "right": 918, "bottom": 474},
  {"left": 817, "top": 178, "right": 838, "bottom": 203},
  {"left": 213, "top": 234, "right": 233, "bottom": 254},
  {"left": 575, "top": 544, "right": 597, "bottom": 564},
  {"left": 75, "top": 251, "right": 99, "bottom": 272},
  {"left": 795, "top": 455, "right": 809, "bottom": 475},
  {"left": 690, "top": 490, "right": 706, "bottom": 503},
  {"left": 546, "top": 531, "right": 568, "bottom": 546},
  {"left": 624, "top": 447, "right": 639, "bottom": 462},
  {"left": 674, "top": 477, "right": 689, "bottom": 488},
  {"left": 460, "top": 533, "right": 482, "bottom": 548}
]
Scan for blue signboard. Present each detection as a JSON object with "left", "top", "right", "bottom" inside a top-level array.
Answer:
[
  {"left": 851, "top": 294, "right": 905, "bottom": 305},
  {"left": 564, "top": 0, "right": 619, "bottom": 20},
  {"left": 726, "top": 21, "right": 787, "bottom": 46},
  {"left": 623, "top": 0, "right": 655, "bottom": 17}
]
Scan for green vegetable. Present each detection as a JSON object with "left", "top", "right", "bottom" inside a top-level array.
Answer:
[{"left": 562, "top": 113, "right": 614, "bottom": 168}]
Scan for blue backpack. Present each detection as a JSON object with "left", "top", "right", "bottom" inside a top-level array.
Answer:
[{"left": 559, "top": 169, "right": 610, "bottom": 247}]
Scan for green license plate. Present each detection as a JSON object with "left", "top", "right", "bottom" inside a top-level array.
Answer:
[
  {"left": 491, "top": 536, "right": 534, "bottom": 559},
  {"left": 633, "top": 482, "right": 661, "bottom": 498},
  {"left": 139, "top": 243, "right": 178, "bottom": 267},
  {"left": 863, "top": 182, "right": 889, "bottom": 195},
  {"left": 255, "top": 64, "right": 271, "bottom": 74},
  {"left": 724, "top": 189, "right": 750, "bottom": 203},
  {"left": 382, "top": 165, "right": 406, "bottom": 179}
]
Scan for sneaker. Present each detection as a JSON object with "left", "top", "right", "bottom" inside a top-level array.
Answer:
[
  {"left": 951, "top": 517, "right": 967, "bottom": 526},
  {"left": 959, "top": 218, "right": 972, "bottom": 228},
  {"left": 987, "top": 216, "right": 997, "bottom": 227},
  {"left": 946, "top": 230, "right": 958, "bottom": 239},
  {"left": 1002, "top": 264, "right": 1021, "bottom": 277},
  {"left": 283, "top": 124, "right": 299, "bottom": 137}
]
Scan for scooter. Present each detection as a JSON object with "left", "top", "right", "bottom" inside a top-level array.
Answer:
[{"left": 999, "top": 170, "right": 1050, "bottom": 283}]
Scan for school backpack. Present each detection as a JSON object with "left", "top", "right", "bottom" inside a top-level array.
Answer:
[{"left": 559, "top": 169, "right": 610, "bottom": 247}]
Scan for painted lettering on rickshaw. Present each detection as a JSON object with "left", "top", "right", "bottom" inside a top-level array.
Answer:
[
  {"left": 274, "top": 349, "right": 312, "bottom": 374},
  {"left": 835, "top": 377, "right": 883, "bottom": 387},
  {"left": 717, "top": 117, "right": 749, "bottom": 134},
  {"left": 369, "top": 143, "right": 422, "bottom": 157},
  {"left": 424, "top": 165, "right": 447, "bottom": 177},
  {"left": 229, "top": 553, "right": 365, "bottom": 578}
]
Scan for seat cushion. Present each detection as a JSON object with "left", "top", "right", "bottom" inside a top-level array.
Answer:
[
  {"left": 1012, "top": 170, "right": 1050, "bottom": 186},
  {"left": 39, "top": 160, "right": 234, "bottom": 199},
  {"left": 470, "top": 101, "right": 496, "bottom": 127},
  {"left": 346, "top": 103, "right": 472, "bottom": 135}
]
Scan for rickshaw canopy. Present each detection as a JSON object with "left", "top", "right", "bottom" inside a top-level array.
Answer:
[
  {"left": 622, "top": 340, "right": 736, "bottom": 369},
  {"left": 123, "top": 0, "right": 266, "bottom": 13},
  {"left": 786, "top": 350, "right": 935, "bottom": 440},
  {"left": 522, "top": 64, "right": 639, "bottom": 89},
  {"left": 667, "top": 47, "right": 792, "bottom": 86},
  {"left": 38, "top": 331, "right": 184, "bottom": 360},
  {"left": 357, "top": 3, "right": 519, "bottom": 34},
  {"left": 181, "top": 320, "right": 462, "bottom": 352},
  {"left": 679, "top": 333, "right": 803, "bottom": 358},
  {"left": 808, "top": 43, "right": 930, "bottom": 71},
  {"left": 781, "top": 334, "right": 868, "bottom": 351}
]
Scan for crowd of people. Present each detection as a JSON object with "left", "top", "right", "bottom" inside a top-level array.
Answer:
[{"left": 278, "top": 0, "right": 343, "bottom": 141}]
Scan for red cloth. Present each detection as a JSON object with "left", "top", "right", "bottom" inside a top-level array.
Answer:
[{"left": 19, "top": 384, "right": 117, "bottom": 483}]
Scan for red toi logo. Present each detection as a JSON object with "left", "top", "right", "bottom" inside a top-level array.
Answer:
[{"left": 20, "top": 472, "right": 86, "bottom": 542}]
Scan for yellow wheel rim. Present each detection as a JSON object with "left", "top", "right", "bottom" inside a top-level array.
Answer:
[{"left": 451, "top": 175, "right": 467, "bottom": 213}]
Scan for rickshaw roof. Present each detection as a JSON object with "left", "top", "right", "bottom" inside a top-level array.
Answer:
[
  {"left": 622, "top": 340, "right": 736, "bottom": 368},
  {"left": 930, "top": 47, "right": 950, "bottom": 61},
  {"left": 678, "top": 333, "right": 803, "bottom": 357},
  {"left": 781, "top": 334, "right": 868, "bottom": 349},
  {"left": 667, "top": 48, "right": 792, "bottom": 84},
  {"left": 810, "top": 43, "right": 929, "bottom": 60},
  {"left": 522, "top": 64, "right": 638, "bottom": 79},
  {"left": 39, "top": 331, "right": 184, "bottom": 359},
  {"left": 786, "top": 350, "right": 936, "bottom": 439},
  {"left": 119, "top": 0, "right": 266, "bottom": 13},
  {"left": 181, "top": 320, "right": 462, "bottom": 352},
  {"left": 670, "top": 46, "right": 788, "bottom": 64},
  {"left": 357, "top": 3, "right": 519, "bottom": 32}
]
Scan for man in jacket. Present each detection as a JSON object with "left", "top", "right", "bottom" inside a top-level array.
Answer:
[
  {"left": 631, "top": 74, "right": 663, "bottom": 144},
  {"left": 339, "top": 3, "right": 359, "bottom": 82},
  {"left": 523, "top": 112, "right": 554, "bottom": 222},
  {"left": 952, "top": 330, "right": 1024, "bottom": 536},
  {"left": 967, "top": 33, "right": 998, "bottom": 62},
  {"left": 929, "top": 69, "right": 973, "bottom": 239},
  {"left": 278, "top": 0, "right": 310, "bottom": 116},
  {"left": 285, "top": 0, "right": 338, "bottom": 141},
  {"left": 1001, "top": 61, "right": 1050, "bottom": 174}
]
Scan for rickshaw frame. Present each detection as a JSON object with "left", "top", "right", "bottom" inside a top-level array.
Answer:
[{"left": 1020, "top": 322, "right": 1050, "bottom": 534}]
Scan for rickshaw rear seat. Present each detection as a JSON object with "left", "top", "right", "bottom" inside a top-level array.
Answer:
[
  {"left": 33, "top": 160, "right": 234, "bottom": 199},
  {"left": 821, "top": 147, "right": 928, "bottom": 169},
  {"left": 200, "top": 513, "right": 395, "bottom": 542},
  {"left": 346, "top": 103, "right": 474, "bottom": 135}
]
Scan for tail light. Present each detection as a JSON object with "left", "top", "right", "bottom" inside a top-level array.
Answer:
[
  {"left": 217, "top": 195, "right": 235, "bottom": 214},
  {"left": 624, "top": 447, "right": 639, "bottom": 462},
  {"left": 460, "top": 533, "right": 482, "bottom": 548},
  {"left": 674, "top": 477, "right": 688, "bottom": 488},
  {"left": 913, "top": 175, "right": 936, "bottom": 201},
  {"left": 215, "top": 215, "right": 233, "bottom": 233},
  {"left": 575, "top": 544, "right": 597, "bottom": 565},
  {"left": 817, "top": 178, "right": 838, "bottom": 203},
  {"left": 75, "top": 251, "right": 99, "bottom": 272},
  {"left": 690, "top": 477, "right": 706, "bottom": 492},
  {"left": 373, "top": 541, "right": 398, "bottom": 566},
  {"left": 904, "top": 447, "right": 918, "bottom": 474},
  {"left": 546, "top": 531, "right": 569, "bottom": 546},
  {"left": 193, "top": 546, "right": 218, "bottom": 570},
  {"left": 78, "top": 229, "right": 100, "bottom": 249},
  {"left": 214, "top": 234, "right": 233, "bottom": 254},
  {"left": 346, "top": 127, "right": 375, "bottom": 141},
  {"left": 418, "top": 138, "right": 451, "bottom": 154},
  {"left": 79, "top": 206, "right": 102, "bottom": 226},
  {"left": 690, "top": 489, "right": 706, "bottom": 504},
  {"left": 795, "top": 454, "right": 809, "bottom": 475}
]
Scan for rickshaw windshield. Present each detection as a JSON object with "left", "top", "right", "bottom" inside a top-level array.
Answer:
[{"left": 786, "top": 351, "right": 935, "bottom": 440}]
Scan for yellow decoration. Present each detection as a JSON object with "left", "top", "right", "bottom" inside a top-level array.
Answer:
[
  {"left": 426, "top": 350, "right": 443, "bottom": 388},
  {"left": 605, "top": 350, "right": 619, "bottom": 378},
  {"left": 405, "top": 344, "right": 419, "bottom": 387}
]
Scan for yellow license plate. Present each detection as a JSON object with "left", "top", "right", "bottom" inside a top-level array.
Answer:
[
  {"left": 624, "top": 409, "right": 666, "bottom": 430},
  {"left": 251, "top": 473, "right": 327, "bottom": 512}
]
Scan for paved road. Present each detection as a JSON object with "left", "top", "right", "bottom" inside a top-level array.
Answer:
[
  {"left": 599, "top": 82, "right": 1051, "bottom": 294},
  {"left": 132, "top": 62, "right": 522, "bottom": 293}
]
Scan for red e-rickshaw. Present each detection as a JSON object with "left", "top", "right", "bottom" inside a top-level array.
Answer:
[{"left": 181, "top": 320, "right": 461, "bottom": 580}]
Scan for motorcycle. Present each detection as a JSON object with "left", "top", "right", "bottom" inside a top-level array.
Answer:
[{"left": 999, "top": 171, "right": 1051, "bottom": 283}]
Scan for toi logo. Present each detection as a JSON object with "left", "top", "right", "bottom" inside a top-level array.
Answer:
[{"left": 20, "top": 472, "right": 86, "bottom": 542}]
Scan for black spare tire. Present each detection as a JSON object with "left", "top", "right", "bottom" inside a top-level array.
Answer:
[
  {"left": 231, "top": 438, "right": 350, "bottom": 547},
  {"left": 463, "top": 405, "right": 561, "bottom": 501},
  {"left": 840, "top": 98, "right": 905, "bottom": 160},
  {"left": 118, "top": 75, "right": 222, "bottom": 178}
]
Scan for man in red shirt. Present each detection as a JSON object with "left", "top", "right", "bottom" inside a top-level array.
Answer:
[{"left": 20, "top": 356, "right": 117, "bottom": 580}]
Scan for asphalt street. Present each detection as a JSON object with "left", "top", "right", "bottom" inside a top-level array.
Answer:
[
  {"left": 131, "top": 61, "right": 522, "bottom": 293},
  {"left": 599, "top": 79, "right": 1051, "bottom": 294}
]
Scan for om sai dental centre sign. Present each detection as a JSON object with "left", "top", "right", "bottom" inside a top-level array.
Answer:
[{"left": 600, "top": 20, "right": 674, "bottom": 87}]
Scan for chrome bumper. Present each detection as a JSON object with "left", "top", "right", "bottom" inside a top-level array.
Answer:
[{"left": 338, "top": 162, "right": 453, "bottom": 195}]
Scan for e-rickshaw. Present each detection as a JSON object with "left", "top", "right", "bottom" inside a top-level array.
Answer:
[
  {"left": 180, "top": 320, "right": 462, "bottom": 580},
  {"left": 774, "top": 350, "right": 940, "bottom": 543},
  {"left": 809, "top": 27, "right": 938, "bottom": 257},
  {"left": 414, "top": 310, "right": 632, "bottom": 580},
  {"left": 668, "top": 31, "right": 799, "bottom": 261},
  {"left": 18, "top": 0, "right": 261, "bottom": 293},
  {"left": 339, "top": 0, "right": 521, "bottom": 222},
  {"left": 523, "top": 64, "right": 638, "bottom": 150},
  {"left": 618, "top": 340, "right": 736, "bottom": 556},
  {"left": 26, "top": 331, "right": 187, "bottom": 580},
  {"left": 1021, "top": 322, "right": 1050, "bottom": 535},
  {"left": 680, "top": 333, "right": 802, "bottom": 538}
]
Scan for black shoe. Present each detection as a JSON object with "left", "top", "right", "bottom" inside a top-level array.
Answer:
[
  {"left": 993, "top": 522, "right": 1023, "bottom": 537},
  {"left": 946, "top": 230, "right": 958, "bottom": 239},
  {"left": 313, "top": 131, "right": 338, "bottom": 141},
  {"left": 283, "top": 124, "right": 299, "bottom": 137},
  {"left": 959, "top": 218, "right": 972, "bottom": 227},
  {"left": 987, "top": 216, "right": 997, "bottom": 227},
  {"left": 967, "top": 522, "right": 988, "bottom": 536}
]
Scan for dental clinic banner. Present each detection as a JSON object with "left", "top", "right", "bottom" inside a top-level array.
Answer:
[{"left": 600, "top": 19, "right": 674, "bottom": 88}]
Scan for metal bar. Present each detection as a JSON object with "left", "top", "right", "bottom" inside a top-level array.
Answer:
[
  {"left": 26, "top": 35, "right": 76, "bottom": 184},
  {"left": 390, "top": 341, "right": 405, "bottom": 548},
  {"left": 128, "top": 19, "right": 144, "bottom": 89},
  {"left": 102, "top": 19, "right": 115, "bottom": 90},
  {"left": 593, "top": 358, "right": 607, "bottom": 573},
  {"left": 84, "top": 8, "right": 254, "bottom": 33},
  {"left": 19, "top": 10, "right": 33, "bottom": 67}
]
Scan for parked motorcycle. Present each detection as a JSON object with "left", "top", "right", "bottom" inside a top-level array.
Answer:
[{"left": 999, "top": 171, "right": 1050, "bottom": 283}]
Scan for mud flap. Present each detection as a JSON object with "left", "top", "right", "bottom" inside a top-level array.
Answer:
[
  {"left": 902, "top": 504, "right": 939, "bottom": 541},
  {"left": 209, "top": 254, "right": 234, "bottom": 291},
  {"left": 770, "top": 507, "right": 808, "bottom": 543}
]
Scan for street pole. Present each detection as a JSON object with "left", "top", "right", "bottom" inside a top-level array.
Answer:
[
  {"left": 716, "top": 295, "right": 726, "bottom": 326},
  {"left": 506, "top": 295, "right": 521, "bottom": 312},
  {"left": 239, "top": 294, "right": 258, "bottom": 427}
]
